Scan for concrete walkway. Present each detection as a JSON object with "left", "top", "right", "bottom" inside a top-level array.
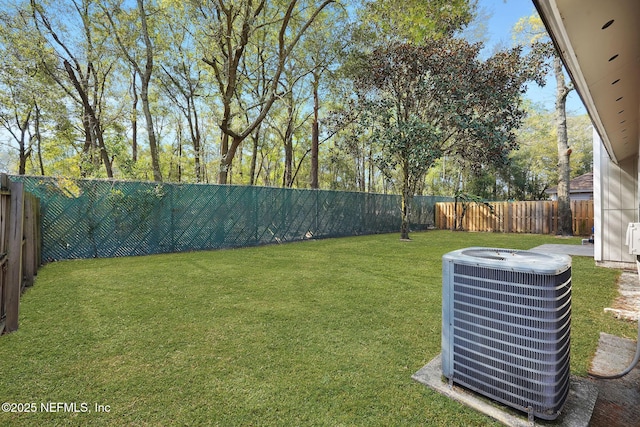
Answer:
[
  {"left": 530, "top": 243, "right": 594, "bottom": 257},
  {"left": 588, "top": 333, "right": 640, "bottom": 426}
]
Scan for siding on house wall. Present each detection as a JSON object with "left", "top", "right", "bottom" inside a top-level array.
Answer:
[
  {"left": 547, "top": 193, "right": 592, "bottom": 201},
  {"left": 594, "top": 129, "right": 638, "bottom": 264}
]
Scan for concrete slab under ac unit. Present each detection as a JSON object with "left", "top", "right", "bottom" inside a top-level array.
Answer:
[{"left": 412, "top": 354, "right": 598, "bottom": 427}]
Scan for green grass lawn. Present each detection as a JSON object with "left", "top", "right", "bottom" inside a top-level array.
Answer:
[{"left": 1, "top": 231, "right": 635, "bottom": 426}]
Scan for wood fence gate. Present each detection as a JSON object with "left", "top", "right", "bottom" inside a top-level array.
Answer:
[
  {"left": 0, "top": 174, "right": 41, "bottom": 334},
  {"left": 435, "top": 200, "right": 594, "bottom": 236}
]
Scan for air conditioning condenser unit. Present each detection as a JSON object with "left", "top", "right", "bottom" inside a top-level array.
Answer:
[{"left": 442, "top": 247, "right": 572, "bottom": 421}]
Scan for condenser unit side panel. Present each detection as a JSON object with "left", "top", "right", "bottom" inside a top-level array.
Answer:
[{"left": 441, "top": 258, "right": 455, "bottom": 378}]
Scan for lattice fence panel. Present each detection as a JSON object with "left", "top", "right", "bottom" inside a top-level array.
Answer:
[{"left": 13, "top": 176, "right": 447, "bottom": 261}]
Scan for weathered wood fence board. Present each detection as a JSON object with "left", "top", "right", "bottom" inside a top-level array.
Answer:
[
  {"left": 435, "top": 200, "right": 594, "bottom": 236},
  {"left": 0, "top": 174, "right": 41, "bottom": 334}
]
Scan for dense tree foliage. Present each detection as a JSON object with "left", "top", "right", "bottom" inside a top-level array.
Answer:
[
  {"left": 423, "top": 104, "right": 592, "bottom": 201},
  {"left": 0, "top": 0, "right": 589, "bottom": 224},
  {"left": 343, "top": 39, "right": 545, "bottom": 239}
]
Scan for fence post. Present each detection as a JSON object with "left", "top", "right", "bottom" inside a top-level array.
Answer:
[
  {"left": 501, "top": 202, "right": 508, "bottom": 233},
  {"left": 5, "top": 177, "right": 24, "bottom": 333},
  {"left": 0, "top": 175, "right": 8, "bottom": 333},
  {"left": 23, "top": 194, "right": 37, "bottom": 288}
]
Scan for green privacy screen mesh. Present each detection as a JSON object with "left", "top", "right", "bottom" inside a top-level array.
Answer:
[{"left": 13, "top": 176, "right": 448, "bottom": 261}]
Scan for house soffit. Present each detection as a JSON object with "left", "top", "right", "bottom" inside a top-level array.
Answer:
[{"left": 534, "top": 0, "right": 640, "bottom": 164}]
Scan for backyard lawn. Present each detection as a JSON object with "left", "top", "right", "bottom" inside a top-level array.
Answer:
[{"left": 0, "top": 230, "right": 635, "bottom": 426}]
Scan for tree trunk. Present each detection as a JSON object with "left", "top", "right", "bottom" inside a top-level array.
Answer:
[
  {"left": 34, "top": 103, "right": 45, "bottom": 175},
  {"left": 63, "top": 60, "right": 113, "bottom": 178},
  {"left": 311, "top": 118, "right": 319, "bottom": 188},
  {"left": 15, "top": 107, "right": 32, "bottom": 175},
  {"left": 453, "top": 196, "right": 459, "bottom": 231},
  {"left": 97, "top": 127, "right": 114, "bottom": 178},
  {"left": 358, "top": 141, "right": 365, "bottom": 192},
  {"left": 249, "top": 130, "right": 260, "bottom": 186},
  {"left": 283, "top": 121, "right": 294, "bottom": 187},
  {"left": 400, "top": 159, "right": 411, "bottom": 240},
  {"left": 218, "top": 130, "right": 231, "bottom": 184},
  {"left": 219, "top": 134, "right": 244, "bottom": 184},
  {"left": 33, "top": 3, "right": 112, "bottom": 177},
  {"left": 283, "top": 139, "right": 293, "bottom": 187},
  {"left": 79, "top": 109, "right": 93, "bottom": 177},
  {"left": 137, "top": 0, "right": 161, "bottom": 182},
  {"left": 131, "top": 68, "right": 138, "bottom": 163},
  {"left": 367, "top": 143, "right": 374, "bottom": 193},
  {"left": 18, "top": 134, "right": 27, "bottom": 175},
  {"left": 191, "top": 99, "right": 202, "bottom": 182},
  {"left": 311, "top": 72, "right": 320, "bottom": 189},
  {"left": 554, "top": 56, "right": 573, "bottom": 236},
  {"left": 105, "top": 0, "right": 159, "bottom": 180},
  {"left": 141, "top": 87, "right": 161, "bottom": 181},
  {"left": 176, "top": 121, "right": 183, "bottom": 182}
]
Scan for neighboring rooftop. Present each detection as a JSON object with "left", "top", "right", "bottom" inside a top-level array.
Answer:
[{"left": 546, "top": 172, "right": 594, "bottom": 200}]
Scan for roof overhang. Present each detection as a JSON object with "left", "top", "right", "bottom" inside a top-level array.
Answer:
[{"left": 533, "top": 0, "right": 640, "bottom": 164}]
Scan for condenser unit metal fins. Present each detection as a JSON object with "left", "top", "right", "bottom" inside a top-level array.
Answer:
[{"left": 442, "top": 247, "right": 572, "bottom": 421}]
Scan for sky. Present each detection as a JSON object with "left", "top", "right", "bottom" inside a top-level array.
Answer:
[{"left": 476, "top": 0, "right": 587, "bottom": 116}]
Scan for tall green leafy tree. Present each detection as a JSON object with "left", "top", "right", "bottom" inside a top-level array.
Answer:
[
  {"left": 514, "top": 14, "right": 574, "bottom": 235},
  {"left": 267, "top": 5, "right": 349, "bottom": 189},
  {"left": 30, "top": 0, "right": 116, "bottom": 178},
  {"left": 156, "top": 6, "right": 208, "bottom": 183},
  {"left": 103, "top": 0, "right": 164, "bottom": 181},
  {"left": 324, "top": 0, "right": 476, "bottom": 193},
  {"left": 301, "top": 6, "right": 350, "bottom": 188},
  {"left": 0, "top": 5, "right": 46, "bottom": 174},
  {"left": 510, "top": 105, "right": 592, "bottom": 200},
  {"left": 191, "top": 0, "right": 337, "bottom": 184},
  {"left": 352, "top": 39, "right": 545, "bottom": 240},
  {"left": 429, "top": 105, "right": 594, "bottom": 202}
]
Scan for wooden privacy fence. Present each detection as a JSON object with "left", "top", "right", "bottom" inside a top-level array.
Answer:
[
  {"left": 435, "top": 200, "right": 594, "bottom": 236},
  {"left": 0, "top": 174, "right": 41, "bottom": 334}
]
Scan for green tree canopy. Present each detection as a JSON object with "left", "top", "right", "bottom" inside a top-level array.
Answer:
[
  {"left": 359, "top": 0, "right": 475, "bottom": 43},
  {"left": 348, "top": 38, "right": 545, "bottom": 239}
]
